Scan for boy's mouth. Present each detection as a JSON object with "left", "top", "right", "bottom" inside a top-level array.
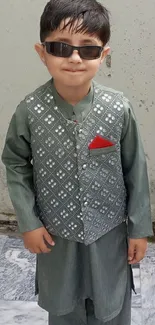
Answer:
[
  {"left": 63, "top": 69, "right": 85, "bottom": 73},
  {"left": 64, "top": 69, "right": 85, "bottom": 72}
]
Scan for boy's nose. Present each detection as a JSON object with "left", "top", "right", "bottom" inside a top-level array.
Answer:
[{"left": 68, "top": 50, "right": 82, "bottom": 63}]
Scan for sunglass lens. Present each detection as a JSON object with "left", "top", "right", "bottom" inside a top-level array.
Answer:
[
  {"left": 48, "top": 42, "right": 72, "bottom": 57},
  {"left": 80, "top": 46, "right": 101, "bottom": 59}
]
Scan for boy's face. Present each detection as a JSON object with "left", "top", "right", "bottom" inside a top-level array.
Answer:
[{"left": 35, "top": 20, "right": 110, "bottom": 88}]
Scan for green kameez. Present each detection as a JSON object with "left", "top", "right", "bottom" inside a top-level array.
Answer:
[{"left": 1, "top": 79, "right": 153, "bottom": 322}]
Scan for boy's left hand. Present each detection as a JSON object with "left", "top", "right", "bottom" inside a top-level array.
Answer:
[{"left": 128, "top": 238, "right": 148, "bottom": 264}]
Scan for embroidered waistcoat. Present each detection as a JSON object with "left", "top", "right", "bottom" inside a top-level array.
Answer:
[{"left": 26, "top": 81, "right": 127, "bottom": 245}]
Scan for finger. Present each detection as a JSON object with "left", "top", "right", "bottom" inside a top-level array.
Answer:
[
  {"left": 24, "top": 242, "right": 29, "bottom": 250},
  {"left": 43, "top": 232, "right": 55, "bottom": 247},
  {"left": 40, "top": 236, "right": 52, "bottom": 252},
  {"left": 128, "top": 254, "right": 137, "bottom": 264},
  {"left": 134, "top": 249, "right": 145, "bottom": 264},
  {"left": 34, "top": 247, "right": 43, "bottom": 254},
  {"left": 27, "top": 247, "right": 42, "bottom": 254},
  {"left": 28, "top": 249, "right": 36, "bottom": 254},
  {"left": 129, "top": 258, "right": 138, "bottom": 265},
  {"left": 129, "top": 255, "right": 143, "bottom": 264},
  {"left": 128, "top": 248, "right": 145, "bottom": 264},
  {"left": 24, "top": 245, "right": 30, "bottom": 251},
  {"left": 39, "top": 242, "right": 52, "bottom": 253},
  {"left": 128, "top": 244, "right": 136, "bottom": 262}
]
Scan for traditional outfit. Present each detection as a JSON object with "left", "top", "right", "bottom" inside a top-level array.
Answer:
[{"left": 2, "top": 79, "right": 153, "bottom": 325}]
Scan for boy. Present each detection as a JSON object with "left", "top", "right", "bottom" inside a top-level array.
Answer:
[{"left": 2, "top": 0, "right": 153, "bottom": 324}]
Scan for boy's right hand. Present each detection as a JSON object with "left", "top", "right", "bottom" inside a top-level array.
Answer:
[{"left": 23, "top": 227, "right": 55, "bottom": 254}]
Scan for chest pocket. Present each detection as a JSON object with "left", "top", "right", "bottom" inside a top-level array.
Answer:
[{"left": 89, "top": 145, "right": 116, "bottom": 157}]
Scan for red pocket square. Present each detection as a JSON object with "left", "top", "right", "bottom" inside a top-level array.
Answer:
[{"left": 88, "top": 135, "right": 115, "bottom": 150}]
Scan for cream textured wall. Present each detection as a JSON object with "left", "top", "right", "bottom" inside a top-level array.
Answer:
[{"left": 0, "top": 0, "right": 155, "bottom": 219}]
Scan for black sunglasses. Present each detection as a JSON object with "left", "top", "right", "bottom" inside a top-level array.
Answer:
[{"left": 42, "top": 42, "right": 103, "bottom": 60}]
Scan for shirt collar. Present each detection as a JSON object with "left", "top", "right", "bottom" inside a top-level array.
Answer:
[{"left": 50, "top": 79, "right": 94, "bottom": 122}]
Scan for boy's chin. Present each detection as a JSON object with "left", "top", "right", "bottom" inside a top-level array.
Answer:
[{"left": 61, "top": 76, "right": 92, "bottom": 88}]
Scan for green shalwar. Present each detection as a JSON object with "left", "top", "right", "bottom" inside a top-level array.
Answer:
[{"left": 1, "top": 79, "right": 153, "bottom": 325}]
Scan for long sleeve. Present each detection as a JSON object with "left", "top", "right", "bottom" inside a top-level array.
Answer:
[
  {"left": 121, "top": 97, "right": 153, "bottom": 238},
  {"left": 1, "top": 101, "right": 43, "bottom": 233}
]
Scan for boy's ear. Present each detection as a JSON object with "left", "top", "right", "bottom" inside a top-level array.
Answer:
[
  {"left": 35, "top": 43, "right": 46, "bottom": 65},
  {"left": 100, "top": 46, "right": 110, "bottom": 64}
]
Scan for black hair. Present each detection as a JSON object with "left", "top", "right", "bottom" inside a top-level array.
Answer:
[{"left": 40, "top": 0, "right": 110, "bottom": 45}]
